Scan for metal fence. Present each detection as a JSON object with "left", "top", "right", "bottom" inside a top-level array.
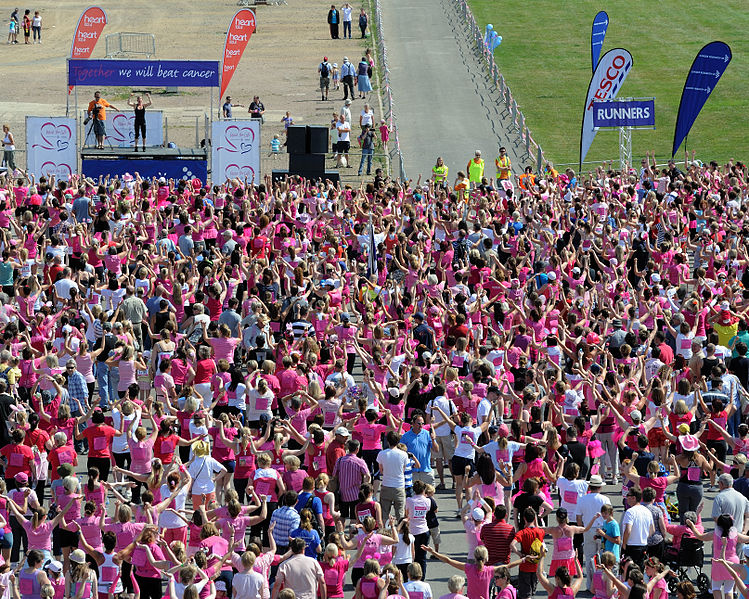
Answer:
[
  {"left": 371, "top": 0, "right": 407, "bottom": 181},
  {"left": 105, "top": 32, "right": 156, "bottom": 58},
  {"left": 454, "top": 0, "right": 546, "bottom": 172}
]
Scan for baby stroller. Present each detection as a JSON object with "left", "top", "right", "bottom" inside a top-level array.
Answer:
[{"left": 663, "top": 536, "right": 709, "bottom": 595}]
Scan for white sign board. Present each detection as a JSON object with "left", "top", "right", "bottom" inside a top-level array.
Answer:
[
  {"left": 82, "top": 111, "right": 164, "bottom": 148},
  {"left": 211, "top": 119, "right": 261, "bottom": 182},
  {"left": 26, "top": 117, "right": 78, "bottom": 179}
]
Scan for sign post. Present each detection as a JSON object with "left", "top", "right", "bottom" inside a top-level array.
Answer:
[{"left": 592, "top": 97, "right": 656, "bottom": 171}]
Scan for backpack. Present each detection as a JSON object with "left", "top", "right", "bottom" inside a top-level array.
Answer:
[
  {"left": 304, "top": 494, "right": 326, "bottom": 545},
  {"left": 320, "top": 62, "right": 330, "bottom": 78}
]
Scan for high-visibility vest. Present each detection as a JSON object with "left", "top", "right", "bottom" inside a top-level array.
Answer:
[
  {"left": 468, "top": 159, "right": 484, "bottom": 182},
  {"left": 432, "top": 164, "right": 448, "bottom": 183},
  {"left": 495, "top": 156, "right": 511, "bottom": 179}
]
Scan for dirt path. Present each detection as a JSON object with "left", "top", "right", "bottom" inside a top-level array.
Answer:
[{"left": 0, "top": 0, "right": 376, "bottom": 179}]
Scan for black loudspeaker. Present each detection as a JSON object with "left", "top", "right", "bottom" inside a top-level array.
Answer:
[
  {"left": 289, "top": 153, "right": 325, "bottom": 173},
  {"left": 272, "top": 169, "right": 290, "bottom": 182},
  {"left": 286, "top": 126, "right": 307, "bottom": 154},
  {"left": 307, "top": 126, "right": 329, "bottom": 154},
  {"left": 272, "top": 169, "right": 339, "bottom": 184}
]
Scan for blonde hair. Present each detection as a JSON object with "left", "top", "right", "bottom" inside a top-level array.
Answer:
[{"left": 256, "top": 452, "right": 272, "bottom": 468}]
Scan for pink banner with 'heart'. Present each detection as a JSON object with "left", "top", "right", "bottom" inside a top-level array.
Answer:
[
  {"left": 69, "top": 6, "right": 108, "bottom": 94},
  {"left": 220, "top": 9, "right": 256, "bottom": 100}
]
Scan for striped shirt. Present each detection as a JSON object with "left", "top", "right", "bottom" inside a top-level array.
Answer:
[
  {"left": 480, "top": 518, "right": 515, "bottom": 565},
  {"left": 332, "top": 453, "right": 369, "bottom": 502},
  {"left": 270, "top": 506, "right": 300, "bottom": 548},
  {"left": 404, "top": 458, "right": 415, "bottom": 489}
]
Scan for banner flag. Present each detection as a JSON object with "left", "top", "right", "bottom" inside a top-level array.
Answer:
[
  {"left": 220, "top": 9, "right": 256, "bottom": 100},
  {"left": 579, "top": 48, "right": 632, "bottom": 168},
  {"left": 68, "top": 6, "right": 107, "bottom": 93},
  {"left": 591, "top": 11, "right": 609, "bottom": 72},
  {"left": 672, "top": 41, "right": 731, "bottom": 157}
]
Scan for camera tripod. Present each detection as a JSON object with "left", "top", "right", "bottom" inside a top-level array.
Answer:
[{"left": 85, "top": 114, "right": 114, "bottom": 150}]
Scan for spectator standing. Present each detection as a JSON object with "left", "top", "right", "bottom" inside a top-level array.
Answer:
[
  {"left": 359, "top": 8, "right": 368, "bottom": 38},
  {"left": 621, "top": 487, "right": 655, "bottom": 569},
  {"left": 86, "top": 90, "right": 120, "bottom": 150},
  {"left": 222, "top": 95, "right": 244, "bottom": 119},
  {"left": 340, "top": 57, "right": 355, "bottom": 101},
  {"left": 359, "top": 103, "right": 374, "bottom": 132},
  {"left": 480, "top": 504, "right": 515, "bottom": 565},
  {"left": 332, "top": 114, "right": 350, "bottom": 168},
  {"left": 357, "top": 125, "right": 375, "bottom": 177},
  {"left": 378, "top": 431, "right": 409, "bottom": 521},
  {"left": 332, "top": 438, "right": 370, "bottom": 528},
  {"left": 356, "top": 57, "right": 372, "bottom": 100},
  {"left": 271, "top": 538, "right": 326, "bottom": 599},
  {"left": 327, "top": 5, "right": 339, "bottom": 39},
  {"left": 341, "top": 3, "right": 352, "bottom": 39},
  {"left": 511, "top": 508, "right": 545, "bottom": 599},
  {"left": 318, "top": 56, "right": 331, "bottom": 101},
  {"left": 2, "top": 125, "right": 16, "bottom": 173},
  {"left": 576, "top": 474, "right": 611, "bottom": 590},
  {"left": 22, "top": 9, "right": 29, "bottom": 44},
  {"left": 31, "top": 11, "right": 40, "bottom": 43},
  {"left": 249, "top": 96, "right": 265, "bottom": 123}
]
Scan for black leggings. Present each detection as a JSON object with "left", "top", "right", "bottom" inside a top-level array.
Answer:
[
  {"left": 234, "top": 477, "right": 250, "bottom": 504},
  {"left": 88, "top": 456, "right": 112, "bottom": 483},
  {"left": 706, "top": 439, "right": 728, "bottom": 466},
  {"left": 134, "top": 574, "right": 162, "bottom": 599},
  {"left": 134, "top": 122, "right": 146, "bottom": 141},
  {"left": 414, "top": 532, "right": 430, "bottom": 577}
]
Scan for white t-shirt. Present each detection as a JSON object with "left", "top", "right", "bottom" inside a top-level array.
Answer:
[
  {"left": 454, "top": 425, "right": 482, "bottom": 459},
  {"left": 111, "top": 409, "right": 139, "bottom": 454},
  {"left": 404, "top": 580, "right": 433, "bottom": 599},
  {"left": 342, "top": 6, "right": 352, "bottom": 21},
  {"left": 188, "top": 456, "right": 225, "bottom": 494},
  {"left": 377, "top": 447, "right": 408, "bottom": 488},
  {"left": 360, "top": 109, "right": 374, "bottom": 127},
  {"left": 247, "top": 388, "right": 274, "bottom": 421},
  {"left": 482, "top": 440, "right": 521, "bottom": 472},
  {"left": 158, "top": 484, "right": 188, "bottom": 529},
  {"left": 392, "top": 533, "right": 415, "bottom": 565},
  {"left": 577, "top": 492, "right": 611, "bottom": 532},
  {"left": 336, "top": 121, "right": 351, "bottom": 143},
  {"left": 556, "top": 477, "right": 589, "bottom": 519},
  {"left": 426, "top": 396, "right": 457, "bottom": 437},
  {"left": 477, "top": 398, "right": 494, "bottom": 426},
  {"left": 621, "top": 503, "right": 654, "bottom": 547}
]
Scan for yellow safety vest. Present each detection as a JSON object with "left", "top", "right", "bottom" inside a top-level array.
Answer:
[
  {"left": 432, "top": 164, "right": 448, "bottom": 183},
  {"left": 495, "top": 156, "right": 511, "bottom": 179},
  {"left": 468, "top": 159, "right": 484, "bottom": 183}
]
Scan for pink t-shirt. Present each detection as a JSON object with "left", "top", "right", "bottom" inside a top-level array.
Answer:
[
  {"left": 354, "top": 421, "right": 388, "bottom": 451},
  {"left": 209, "top": 337, "right": 240, "bottom": 364},
  {"left": 22, "top": 519, "right": 55, "bottom": 551},
  {"left": 322, "top": 556, "right": 349, "bottom": 598}
]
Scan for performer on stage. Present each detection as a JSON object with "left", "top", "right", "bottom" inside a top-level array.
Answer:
[{"left": 127, "top": 92, "right": 152, "bottom": 152}]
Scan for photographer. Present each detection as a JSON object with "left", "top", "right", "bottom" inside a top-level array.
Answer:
[{"left": 86, "top": 90, "right": 120, "bottom": 149}]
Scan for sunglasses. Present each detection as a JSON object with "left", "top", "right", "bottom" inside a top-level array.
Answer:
[{"left": 494, "top": 574, "right": 505, "bottom": 580}]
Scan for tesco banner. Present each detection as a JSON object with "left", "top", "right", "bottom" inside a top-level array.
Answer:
[
  {"left": 220, "top": 9, "right": 256, "bottom": 101},
  {"left": 592, "top": 99, "right": 655, "bottom": 128},
  {"left": 212, "top": 120, "right": 261, "bottom": 182},
  {"left": 579, "top": 48, "right": 633, "bottom": 167},
  {"left": 26, "top": 117, "right": 77, "bottom": 180},
  {"left": 69, "top": 6, "right": 107, "bottom": 93}
]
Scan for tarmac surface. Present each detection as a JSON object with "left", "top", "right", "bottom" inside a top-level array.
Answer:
[{"left": 381, "top": 0, "right": 529, "bottom": 184}]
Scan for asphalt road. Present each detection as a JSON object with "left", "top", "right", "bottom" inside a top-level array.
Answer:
[{"left": 381, "top": 0, "right": 529, "bottom": 183}]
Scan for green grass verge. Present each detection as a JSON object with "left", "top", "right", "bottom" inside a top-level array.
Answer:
[{"left": 466, "top": 0, "right": 749, "bottom": 166}]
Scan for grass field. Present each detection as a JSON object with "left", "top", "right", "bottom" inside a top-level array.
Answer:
[{"left": 466, "top": 1, "right": 749, "bottom": 167}]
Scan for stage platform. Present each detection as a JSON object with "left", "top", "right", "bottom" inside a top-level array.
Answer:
[
  {"left": 81, "top": 146, "right": 208, "bottom": 180},
  {"left": 81, "top": 147, "right": 207, "bottom": 158}
]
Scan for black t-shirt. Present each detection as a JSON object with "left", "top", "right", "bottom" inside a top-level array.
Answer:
[
  {"left": 0, "top": 393, "right": 16, "bottom": 447},
  {"left": 249, "top": 101, "right": 264, "bottom": 118},
  {"left": 96, "top": 333, "right": 117, "bottom": 362},
  {"left": 566, "top": 441, "right": 588, "bottom": 467},
  {"left": 513, "top": 492, "right": 545, "bottom": 527},
  {"left": 730, "top": 356, "right": 749, "bottom": 389}
]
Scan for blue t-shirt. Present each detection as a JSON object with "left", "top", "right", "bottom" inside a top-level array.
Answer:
[
  {"left": 295, "top": 492, "right": 323, "bottom": 516},
  {"left": 401, "top": 429, "right": 433, "bottom": 474},
  {"left": 289, "top": 527, "right": 321, "bottom": 558},
  {"left": 601, "top": 519, "right": 621, "bottom": 559}
]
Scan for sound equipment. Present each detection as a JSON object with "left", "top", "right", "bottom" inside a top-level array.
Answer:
[
  {"left": 272, "top": 169, "right": 339, "bottom": 184},
  {"left": 286, "top": 126, "right": 307, "bottom": 154},
  {"left": 307, "top": 126, "right": 329, "bottom": 155},
  {"left": 289, "top": 153, "right": 325, "bottom": 173}
]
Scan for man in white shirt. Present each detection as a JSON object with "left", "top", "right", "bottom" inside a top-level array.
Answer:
[
  {"left": 341, "top": 2, "right": 353, "bottom": 38},
  {"left": 334, "top": 114, "right": 350, "bottom": 168},
  {"left": 426, "top": 391, "right": 457, "bottom": 490},
  {"left": 621, "top": 487, "right": 654, "bottom": 570},
  {"left": 377, "top": 430, "right": 408, "bottom": 521},
  {"left": 576, "top": 475, "right": 611, "bottom": 590}
]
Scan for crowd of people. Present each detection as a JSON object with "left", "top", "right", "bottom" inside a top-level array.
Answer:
[{"left": 0, "top": 151, "right": 745, "bottom": 599}]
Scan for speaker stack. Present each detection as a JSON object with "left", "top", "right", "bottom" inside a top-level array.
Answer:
[{"left": 272, "top": 125, "right": 339, "bottom": 184}]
